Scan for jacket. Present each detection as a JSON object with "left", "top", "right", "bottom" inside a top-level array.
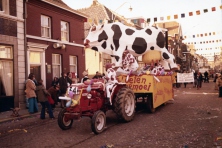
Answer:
[
  {"left": 36, "top": 85, "right": 50, "bottom": 102},
  {"left": 25, "top": 79, "right": 36, "bottom": 98}
]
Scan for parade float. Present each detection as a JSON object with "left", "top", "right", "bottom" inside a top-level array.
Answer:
[{"left": 57, "top": 22, "right": 177, "bottom": 134}]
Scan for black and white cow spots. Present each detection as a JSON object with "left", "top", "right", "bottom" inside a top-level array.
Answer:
[{"left": 84, "top": 22, "right": 178, "bottom": 70}]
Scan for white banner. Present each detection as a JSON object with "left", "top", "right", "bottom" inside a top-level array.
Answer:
[{"left": 177, "top": 72, "right": 194, "bottom": 83}]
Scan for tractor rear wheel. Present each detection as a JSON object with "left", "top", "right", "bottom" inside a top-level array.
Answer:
[
  {"left": 91, "top": 110, "right": 106, "bottom": 134},
  {"left": 114, "top": 87, "right": 135, "bottom": 122},
  {"left": 58, "top": 108, "right": 73, "bottom": 130}
]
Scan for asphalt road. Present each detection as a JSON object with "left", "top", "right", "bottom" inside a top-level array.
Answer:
[{"left": 0, "top": 80, "right": 222, "bottom": 148}]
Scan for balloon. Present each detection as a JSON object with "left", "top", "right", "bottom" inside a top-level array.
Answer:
[
  {"left": 69, "top": 91, "right": 74, "bottom": 98},
  {"left": 66, "top": 100, "right": 71, "bottom": 107}
]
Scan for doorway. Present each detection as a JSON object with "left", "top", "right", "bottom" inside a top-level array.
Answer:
[{"left": 30, "top": 66, "right": 41, "bottom": 82}]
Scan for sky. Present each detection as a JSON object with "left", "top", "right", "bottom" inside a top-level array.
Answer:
[{"left": 63, "top": 0, "right": 222, "bottom": 58}]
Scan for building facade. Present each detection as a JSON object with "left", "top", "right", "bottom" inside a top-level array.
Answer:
[
  {"left": 26, "top": 0, "right": 88, "bottom": 90},
  {"left": 0, "top": 0, "right": 25, "bottom": 112}
]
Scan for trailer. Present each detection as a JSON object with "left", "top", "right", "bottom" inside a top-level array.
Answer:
[{"left": 117, "top": 74, "right": 174, "bottom": 113}]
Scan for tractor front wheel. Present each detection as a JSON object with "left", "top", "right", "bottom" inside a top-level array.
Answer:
[
  {"left": 91, "top": 110, "right": 106, "bottom": 135},
  {"left": 58, "top": 108, "right": 73, "bottom": 130},
  {"left": 114, "top": 87, "right": 135, "bottom": 122}
]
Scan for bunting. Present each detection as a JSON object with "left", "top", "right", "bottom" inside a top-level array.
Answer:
[
  {"left": 146, "top": 5, "right": 222, "bottom": 23},
  {"left": 183, "top": 31, "right": 222, "bottom": 39}
]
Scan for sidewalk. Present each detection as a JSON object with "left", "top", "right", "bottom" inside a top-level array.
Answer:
[{"left": 0, "top": 103, "right": 61, "bottom": 124}]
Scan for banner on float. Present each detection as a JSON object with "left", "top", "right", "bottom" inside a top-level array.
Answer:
[{"left": 177, "top": 72, "right": 194, "bottom": 83}]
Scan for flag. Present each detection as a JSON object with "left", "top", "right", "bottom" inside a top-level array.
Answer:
[
  {"left": 203, "top": 9, "right": 208, "bottom": 13},
  {"left": 167, "top": 16, "right": 171, "bottom": 20},
  {"left": 209, "top": 32, "right": 211, "bottom": 36},
  {"left": 154, "top": 17, "right": 157, "bottom": 22},
  {"left": 212, "top": 7, "right": 216, "bottom": 11},
  {"left": 160, "top": 17, "right": 164, "bottom": 21},
  {"left": 189, "top": 12, "right": 193, "bottom": 16},
  {"left": 200, "top": 34, "right": 203, "bottom": 37},
  {"left": 174, "top": 14, "right": 178, "bottom": 19},
  {"left": 181, "top": 13, "right": 185, "bottom": 18},
  {"left": 200, "top": 42, "right": 202, "bottom": 44},
  {"left": 197, "top": 34, "right": 199, "bottom": 37},
  {"left": 220, "top": 5, "right": 222, "bottom": 9},
  {"left": 205, "top": 33, "right": 207, "bottom": 36},
  {"left": 147, "top": 18, "right": 150, "bottom": 23},
  {"left": 213, "top": 32, "right": 215, "bottom": 35},
  {"left": 209, "top": 41, "right": 211, "bottom": 43},
  {"left": 193, "top": 35, "right": 195, "bottom": 38},
  {"left": 196, "top": 10, "right": 200, "bottom": 15}
]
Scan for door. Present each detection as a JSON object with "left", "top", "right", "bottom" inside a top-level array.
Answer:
[{"left": 30, "top": 66, "right": 41, "bottom": 82}]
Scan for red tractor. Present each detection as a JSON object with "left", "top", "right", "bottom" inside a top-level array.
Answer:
[{"left": 57, "top": 79, "right": 135, "bottom": 134}]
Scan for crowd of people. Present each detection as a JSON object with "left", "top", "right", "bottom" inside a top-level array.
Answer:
[{"left": 24, "top": 69, "right": 111, "bottom": 118}]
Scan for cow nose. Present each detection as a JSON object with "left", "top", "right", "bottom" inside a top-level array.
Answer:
[{"left": 84, "top": 39, "right": 90, "bottom": 46}]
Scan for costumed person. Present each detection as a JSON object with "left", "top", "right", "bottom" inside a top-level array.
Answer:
[
  {"left": 105, "top": 63, "right": 118, "bottom": 105},
  {"left": 36, "top": 79, "right": 54, "bottom": 119},
  {"left": 81, "top": 70, "right": 89, "bottom": 83},
  {"left": 25, "top": 73, "right": 38, "bottom": 114}
]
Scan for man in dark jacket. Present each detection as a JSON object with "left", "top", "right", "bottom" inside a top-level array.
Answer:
[{"left": 58, "top": 72, "right": 68, "bottom": 108}]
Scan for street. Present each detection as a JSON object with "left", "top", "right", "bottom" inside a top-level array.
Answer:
[{"left": 0, "top": 80, "right": 222, "bottom": 148}]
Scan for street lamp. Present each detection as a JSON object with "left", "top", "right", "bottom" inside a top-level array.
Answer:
[{"left": 111, "top": 2, "right": 132, "bottom": 22}]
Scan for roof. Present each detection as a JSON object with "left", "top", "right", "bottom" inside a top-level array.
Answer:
[
  {"left": 76, "top": 0, "right": 135, "bottom": 26},
  {"left": 42, "top": 0, "right": 88, "bottom": 18}
]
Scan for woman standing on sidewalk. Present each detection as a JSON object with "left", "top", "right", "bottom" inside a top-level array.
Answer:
[
  {"left": 216, "top": 73, "right": 222, "bottom": 97},
  {"left": 36, "top": 79, "right": 54, "bottom": 119},
  {"left": 25, "top": 73, "right": 38, "bottom": 114}
]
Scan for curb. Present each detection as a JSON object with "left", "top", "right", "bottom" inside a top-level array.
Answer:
[{"left": 0, "top": 112, "right": 40, "bottom": 124}]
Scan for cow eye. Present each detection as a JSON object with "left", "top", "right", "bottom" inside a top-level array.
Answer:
[{"left": 91, "top": 26, "right": 96, "bottom": 32}]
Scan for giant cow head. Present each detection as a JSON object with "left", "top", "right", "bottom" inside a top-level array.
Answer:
[{"left": 84, "top": 24, "right": 108, "bottom": 48}]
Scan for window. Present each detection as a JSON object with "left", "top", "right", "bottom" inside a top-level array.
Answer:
[
  {"left": 69, "top": 56, "right": 77, "bottom": 73},
  {"left": 0, "top": 45, "right": 13, "bottom": 96},
  {"left": 41, "top": 15, "right": 51, "bottom": 38},
  {"left": 0, "top": 0, "right": 9, "bottom": 14},
  {"left": 52, "top": 54, "right": 61, "bottom": 78},
  {"left": 61, "top": 21, "right": 69, "bottom": 41}
]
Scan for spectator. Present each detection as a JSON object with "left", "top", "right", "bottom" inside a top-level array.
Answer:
[
  {"left": 216, "top": 73, "right": 222, "bottom": 97},
  {"left": 66, "top": 72, "right": 72, "bottom": 86},
  {"left": 58, "top": 72, "right": 69, "bottom": 108},
  {"left": 36, "top": 79, "right": 54, "bottom": 119},
  {"left": 193, "top": 71, "right": 198, "bottom": 88},
  {"left": 196, "top": 72, "right": 203, "bottom": 90},
  {"left": 48, "top": 84, "right": 60, "bottom": 110},
  {"left": 214, "top": 73, "right": 219, "bottom": 90},
  {"left": 81, "top": 70, "right": 89, "bottom": 83},
  {"left": 51, "top": 76, "right": 59, "bottom": 87},
  {"left": 25, "top": 73, "right": 38, "bottom": 114},
  {"left": 204, "top": 71, "right": 209, "bottom": 83},
  {"left": 93, "top": 71, "right": 102, "bottom": 79}
]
